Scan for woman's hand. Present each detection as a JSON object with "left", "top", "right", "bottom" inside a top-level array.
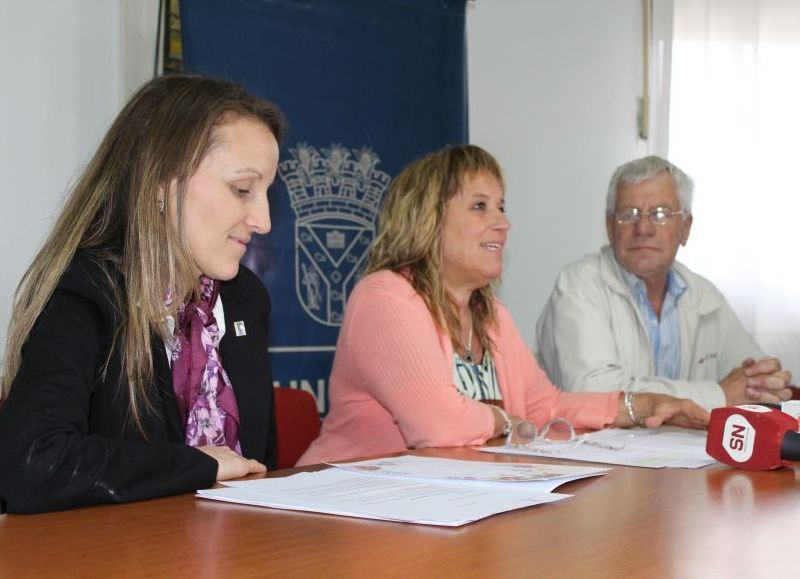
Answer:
[
  {"left": 488, "top": 404, "right": 524, "bottom": 438},
  {"left": 615, "top": 393, "right": 709, "bottom": 430},
  {"left": 198, "top": 445, "right": 267, "bottom": 480}
]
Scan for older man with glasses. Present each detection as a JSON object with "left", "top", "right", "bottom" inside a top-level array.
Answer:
[{"left": 536, "top": 155, "right": 792, "bottom": 410}]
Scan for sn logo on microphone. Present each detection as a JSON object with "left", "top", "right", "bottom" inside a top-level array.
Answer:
[{"left": 722, "top": 413, "right": 756, "bottom": 462}]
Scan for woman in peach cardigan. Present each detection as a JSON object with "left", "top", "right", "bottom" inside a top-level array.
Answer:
[{"left": 298, "top": 145, "right": 708, "bottom": 465}]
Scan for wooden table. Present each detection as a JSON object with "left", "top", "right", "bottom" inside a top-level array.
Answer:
[{"left": 2, "top": 446, "right": 799, "bottom": 578}]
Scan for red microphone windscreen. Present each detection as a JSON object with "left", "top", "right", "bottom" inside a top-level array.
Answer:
[{"left": 706, "top": 405, "right": 799, "bottom": 470}]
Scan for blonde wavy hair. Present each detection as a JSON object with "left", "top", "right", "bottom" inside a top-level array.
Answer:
[
  {"left": 1, "top": 74, "right": 284, "bottom": 435},
  {"left": 367, "top": 144, "right": 504, "bottom": 350}
]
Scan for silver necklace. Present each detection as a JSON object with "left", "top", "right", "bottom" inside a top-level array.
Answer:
[{"left": 463, "top": 324, "right": 476, "bottom": 364}]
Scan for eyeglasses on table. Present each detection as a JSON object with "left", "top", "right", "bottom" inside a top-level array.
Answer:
[{"left": 506, "top": 418, "right": 633, "bottom": 452}]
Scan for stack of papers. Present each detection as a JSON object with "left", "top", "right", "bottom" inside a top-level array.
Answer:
[
  {"left": 197, "top": 455, "right": 609, "bottom": 526},
  {"left": 481, "top": 428, "right": 714, "bottom": 469}
]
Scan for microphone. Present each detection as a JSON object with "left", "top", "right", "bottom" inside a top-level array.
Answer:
[{"left": 706, "top": 404, "right": 800, "bottom": 470}]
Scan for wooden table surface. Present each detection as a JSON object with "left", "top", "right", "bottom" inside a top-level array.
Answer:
[{"left": 2, "top": 446, "right": 799, "bottom": 578}]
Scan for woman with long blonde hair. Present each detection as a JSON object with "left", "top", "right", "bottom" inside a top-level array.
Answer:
[
  {"left": 299, "top": 144, "right": 709, "bottom": 465},
  {"left": 0, "top": 74, "right": 283, "bottom": 513}
]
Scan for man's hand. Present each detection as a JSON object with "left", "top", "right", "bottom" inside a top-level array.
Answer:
[{"left": 720, "top": 357, "right": 792, "bottom": 406}]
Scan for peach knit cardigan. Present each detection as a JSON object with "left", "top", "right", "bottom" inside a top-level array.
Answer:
[{"left": 298, "top": 270, "right": 619, "bottom": 465}]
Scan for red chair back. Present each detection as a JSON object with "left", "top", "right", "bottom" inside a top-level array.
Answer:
[{"left": 274, "top": 387, "right": 322, "bottom": 469}]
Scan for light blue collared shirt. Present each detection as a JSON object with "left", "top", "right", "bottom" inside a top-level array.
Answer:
[{"left": 620, "top": 267, "right": 687, "bottom": 380}]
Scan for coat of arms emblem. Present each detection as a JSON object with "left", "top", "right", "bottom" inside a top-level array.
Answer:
[{"left": 279, "top": 144, "right": 390, "bottom": 326}]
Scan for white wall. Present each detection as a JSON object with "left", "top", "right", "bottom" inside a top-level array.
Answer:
[
  {"left": 0, "top": 0, "right": 158, "bottom": 364},
  {"left": 467, "top": 0, "right": 649, "bottom": 347}
]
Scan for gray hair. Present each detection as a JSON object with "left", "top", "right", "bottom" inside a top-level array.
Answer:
[{"left": 606, "top": 155, "right": 694, "bottom": 215}]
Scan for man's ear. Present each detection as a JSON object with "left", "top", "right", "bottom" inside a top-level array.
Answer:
[
  {"left": 606, "top": 215, "right": 615, "bottom": 244},
  {"left": 681, "top": 214, "right": 693, "bottom": 246}
]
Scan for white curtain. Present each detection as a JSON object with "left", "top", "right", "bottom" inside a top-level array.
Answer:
[{"left": 668, "top": 0, "right": 800, "bottom": 380}]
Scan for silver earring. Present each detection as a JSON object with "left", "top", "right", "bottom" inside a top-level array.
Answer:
[{"left": 158, "top": 198, "right": 165, "bottom": 214}]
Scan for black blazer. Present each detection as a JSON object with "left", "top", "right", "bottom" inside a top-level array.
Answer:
[{"left": 0, "top": 254, "right": 276, "bottom": 513}]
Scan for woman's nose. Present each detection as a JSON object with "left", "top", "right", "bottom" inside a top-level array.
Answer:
[
  {"left": 494, "top": 211, "right": 510, "bottom": 230},
  {"left": 247, "top": 195, "right": 271, "bottom": 234}
]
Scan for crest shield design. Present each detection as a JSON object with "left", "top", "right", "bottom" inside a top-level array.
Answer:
[{"left": 280, "top": 144, "right": 390, "bottom": 326}]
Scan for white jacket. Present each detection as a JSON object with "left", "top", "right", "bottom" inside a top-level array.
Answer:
[{"left": 535, "top": 246, "right": 763, "bottom": 410}]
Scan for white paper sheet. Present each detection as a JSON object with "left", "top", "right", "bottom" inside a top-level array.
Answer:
[
  {"left": 197, "top": 468, "right": 569, "bottom": 526},
  {"left": 330, "top": 455, "right": 609, "bottom": 492},
  {"left": 480, "top": 427, "right": 714, "bottom": 469}
]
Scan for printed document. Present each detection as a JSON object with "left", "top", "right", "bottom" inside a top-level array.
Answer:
[
  {"left": 480, "top": 427, "right": 714, "bottom": 469},
  {"left": 196, "top": 457, "right": 608, "bottom": 526}
]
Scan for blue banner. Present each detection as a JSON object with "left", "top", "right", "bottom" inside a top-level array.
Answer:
[{"left": 181, "top": 0, "right": 467, "bottom": 414}]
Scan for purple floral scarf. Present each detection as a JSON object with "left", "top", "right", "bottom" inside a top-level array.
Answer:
[{"left": 170, "top": 277, "right": 241, "bottom": 453}]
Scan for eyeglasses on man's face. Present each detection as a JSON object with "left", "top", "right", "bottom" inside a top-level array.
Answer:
[{"left": 613, "top": 206, "right": 685, "bottom": 226}]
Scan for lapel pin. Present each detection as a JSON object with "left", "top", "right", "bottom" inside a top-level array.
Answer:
[{"left": 234, "top": 321, "right": 247, "bottom": 337}]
